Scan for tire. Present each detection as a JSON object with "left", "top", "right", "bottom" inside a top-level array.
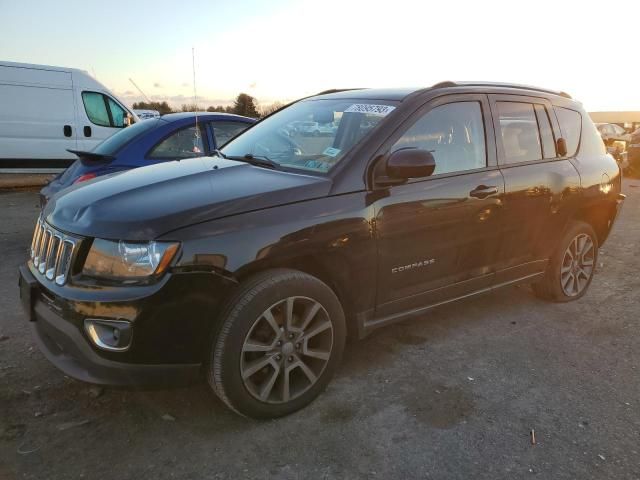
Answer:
[
  {"left": 532, "top": 221, "right": 598, "bottom": 302},
  {"left": 207, "top": 269, "right": 346, "bottom": 419}
]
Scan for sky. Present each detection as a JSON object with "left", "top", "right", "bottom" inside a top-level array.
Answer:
[{"left": 1, "top": 0, "right": 639, "bottom": 112}]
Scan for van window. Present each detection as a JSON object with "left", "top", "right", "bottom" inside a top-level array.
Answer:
[
  {"left": 392, "top": 102, "right": 487, "bottom": 175},
  {"left": 82, "top": 92, "right": 111, "bottom": 127},
  {"left": 82, "top": 91, "right": 129, "bottom": 128},
  {"left": 148, "top": 126, "right": 205, "bottom": 159},
  {"left": 554, "top": 107, "right": 582, "bottom": 156},
  {"left": 534, "top": 104, "right": 556, "bottom": 158},
  {"left": 496, "top": 102, "right": 542, "bottom": 164},
  {"left": 107, "top": 97, "right": 126, "bottom": 127}
]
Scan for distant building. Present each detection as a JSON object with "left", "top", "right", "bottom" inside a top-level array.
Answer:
[{"left": 589, "top": 112, "right": 640, "bottom": 132}]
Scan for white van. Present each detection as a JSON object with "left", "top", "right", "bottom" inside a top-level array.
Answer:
[{"left": 0, "top": 61, "right": 138, "bottom": 168}]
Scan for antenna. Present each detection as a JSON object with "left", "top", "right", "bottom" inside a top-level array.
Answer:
[
  {"left": 129, "top": 78, "right": 151, "bottom": 104},
  {"left": 192, "top": 47, "right": 200, "bottom": 153}
]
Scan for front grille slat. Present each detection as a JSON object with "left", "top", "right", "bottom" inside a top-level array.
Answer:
[{"left": 28, "top": 218, "right": 79, "bottom": 286}]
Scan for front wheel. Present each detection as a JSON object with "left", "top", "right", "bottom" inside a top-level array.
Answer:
[
  {"left": 208, "top": 269, "right": 346, "bottom": 418},
  {"left": 532, "top": 221, "right": 598, "bottom": 302}
]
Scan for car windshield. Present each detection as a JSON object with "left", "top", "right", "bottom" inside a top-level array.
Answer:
[
  {"left": 92, "top": 119, "right": 159, "bottom": 155},
  {"left": 221, "top": 98, "right": 398, "bottom": 173}
]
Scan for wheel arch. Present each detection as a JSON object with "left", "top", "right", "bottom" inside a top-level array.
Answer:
[
  {"left": 233, "top": 255, "right": 360, "bottom": 338},
  {"left": 572, "top": 199, "right": 618, "bottom": 247}
]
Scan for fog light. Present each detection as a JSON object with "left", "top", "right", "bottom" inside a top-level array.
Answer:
[{"left": 84, "top": 319, "right": 132, "bottom": 352}]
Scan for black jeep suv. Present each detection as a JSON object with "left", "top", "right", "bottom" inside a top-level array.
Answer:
[{"left": 19, "top": 82, "right": 625, "bottom": 418}]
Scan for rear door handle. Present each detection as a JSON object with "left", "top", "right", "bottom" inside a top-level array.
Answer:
[
  {"left": 63, "top": 125, "right": 72, "bottom": 137},
  {"left": 470, "top": 185, "right": 498, "bottom": 199}
]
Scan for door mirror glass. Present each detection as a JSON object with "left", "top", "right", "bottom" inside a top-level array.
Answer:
[{"left": 387, "top": 148, "right": 436, "bottom": 179}]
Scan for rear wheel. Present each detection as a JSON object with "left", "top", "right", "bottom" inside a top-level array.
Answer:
[
  {"left": 208, "top": 269, "right": 346, "bottom": 418},
  {"left": 533, "top": 221, "right": 598, "bottom": 302}
]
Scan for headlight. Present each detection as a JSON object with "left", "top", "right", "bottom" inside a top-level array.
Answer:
[{"left": 82, "top": 239, "right": 180, "bottom": 281}]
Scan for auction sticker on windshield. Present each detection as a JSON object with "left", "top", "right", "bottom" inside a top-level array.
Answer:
[{"left": 344, "top": 104, "right": 396, "bottom": 116}]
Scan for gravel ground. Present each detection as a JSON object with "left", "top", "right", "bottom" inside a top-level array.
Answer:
[{"left": 1, "top": 180, "right": 639, "bottom": 480}]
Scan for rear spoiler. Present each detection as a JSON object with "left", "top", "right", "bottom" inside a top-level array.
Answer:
[{"left": 67, "top": 149, "right": 116, "bottom": 164}]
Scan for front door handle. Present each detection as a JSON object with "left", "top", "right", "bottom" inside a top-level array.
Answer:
[
  {"left": 470, "top": 185, "right": 498, "bottom": 199},
  {"left": 84, "top": 126, "right": 92, "bottom": 137}
]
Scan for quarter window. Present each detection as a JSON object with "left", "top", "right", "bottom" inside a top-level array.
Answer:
[
  {"left": 554, "top": 107, "right": 582, "bottom": 156},
  {"left": 534, "top": 104, "right": 556, "bottom": 159},
  {"left": 496, "top": 102, "right": 542, "bottom": 164},
  {"left": 148, "top": 126, "right": 205, "bottom": 160},
  {"left": 212, "top": 121, "right": 250, "bottom": 147},
  {"left": 392, "top": 102, "right": 487, "bottom": 175}
]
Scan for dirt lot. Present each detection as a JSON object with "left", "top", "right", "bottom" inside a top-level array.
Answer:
[{"left": 1, "top": 180, "right": 639, "bottom": 480}]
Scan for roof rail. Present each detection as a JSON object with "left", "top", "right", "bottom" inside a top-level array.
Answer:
[
  {"left": 315, "top": 88, "right": 363, "bottom": 95},
  {"left": 431, "top": 81, "right": 572, "bottom": 99}
]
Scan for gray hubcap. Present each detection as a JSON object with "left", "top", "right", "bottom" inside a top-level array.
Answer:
[
  {"left": 561, "top": 233, "right": 595, "bottom": 297},
  {"left": 240, "top": 296, "right": 333, "bottom": 404}
]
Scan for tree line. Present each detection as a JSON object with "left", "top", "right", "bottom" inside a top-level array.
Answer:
[{"left": 132, "top": 93, "right": 285, "bottom": 119}]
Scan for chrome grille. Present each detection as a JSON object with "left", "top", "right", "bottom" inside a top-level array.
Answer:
[{"left": 29, "top": 218, "right": 79, "bottom": 286}]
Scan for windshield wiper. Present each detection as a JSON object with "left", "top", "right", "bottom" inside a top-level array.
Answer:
[{"left": 225, "top": 153, "right": 280, "bottom": 170}]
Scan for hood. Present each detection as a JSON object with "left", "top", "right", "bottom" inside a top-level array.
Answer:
[{"left": 44, "top": 157, "right": 332, "bottom": 240}]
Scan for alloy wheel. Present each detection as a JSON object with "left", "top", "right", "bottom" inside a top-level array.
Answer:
[
  {"left": 240, "top": 296, "right": 333, "bottom": 404},
  {"left": 560, "top": 233, "right": 595, "bottom": 297}
]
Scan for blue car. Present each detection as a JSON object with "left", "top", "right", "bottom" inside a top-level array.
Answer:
[{"left": 40, "top": 112, "right": 255, "bottom": 205}]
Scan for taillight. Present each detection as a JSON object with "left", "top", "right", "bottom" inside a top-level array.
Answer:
[{"left": 73, "top": 173, "right": 97, "bottom": 184}]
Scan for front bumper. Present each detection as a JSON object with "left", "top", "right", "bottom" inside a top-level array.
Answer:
[{"left": 18, "top": 264, "right": 226, "bottom": 386}]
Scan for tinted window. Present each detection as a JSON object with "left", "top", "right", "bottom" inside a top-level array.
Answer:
[
  {"left": 497, "top": 102, "right": 542, "bottom": 164},
  {"left": 212, "top": 121, "right": 250, "bottom": 147},
  {"left": 534, "top": 104, "right": 556, "bottom": 159},
  {"left": 392, "top": 102, "right": 486, "bottom": 175},
  {"left": 107, "top": 97, "right": 126, "bottom": 127},
  {"left": 92, "top": 119, "right": 159, "bottom": 155},
  {"left": 554, "top": 107, "right": 582, "bottom": 156},
  {"left": 148, "top": 126, "right": 205, "bottom": 159},
  {"left": 82, "top": 92, "right": 111, "bottom": 127}
]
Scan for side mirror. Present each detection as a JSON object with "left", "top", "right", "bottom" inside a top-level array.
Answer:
[
  {"left": 387, "top": 148, "right": 436, "bottom": 179},
  {"left": 556, "top": 138, "right": 568, "bottom": 157}
]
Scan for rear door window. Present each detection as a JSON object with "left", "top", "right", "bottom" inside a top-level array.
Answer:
[
  {"left": 496, "top": 102, "right": 542, "bottom": 164},
  {"left": 554, "top": 107, "right": 582, "bottom": 156},
  {"left": 148, "top": 126, "right": 205, "bottom": 160},
  {"left": 211, "top": 121, "right": 250, "bottom": 147}
]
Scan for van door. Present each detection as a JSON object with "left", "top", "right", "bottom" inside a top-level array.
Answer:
[
  {"left": 489, "top": 95, "right": 581, "bottom": 284},
  {"left": 0, "top": 65, "right": 77, "bottom": 166},
  {"left": 76, "top": 90, "right": 129, "bottom": 151}
]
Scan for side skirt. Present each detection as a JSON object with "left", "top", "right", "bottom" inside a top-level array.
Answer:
[{"left": 357, "top": 271, "right": 545, "bottom": 338}]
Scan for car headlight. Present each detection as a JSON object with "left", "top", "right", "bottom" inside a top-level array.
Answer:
[{"left": 82, "top": 239, "right": 180, "bottom": 281}]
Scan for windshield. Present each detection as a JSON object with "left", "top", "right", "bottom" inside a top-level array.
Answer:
[
  {"left": 221, "top": 98, "right": 398, "bottom": 173},
  {"left": 92, "top": 119, "right": 159, "bottom": 155}
]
